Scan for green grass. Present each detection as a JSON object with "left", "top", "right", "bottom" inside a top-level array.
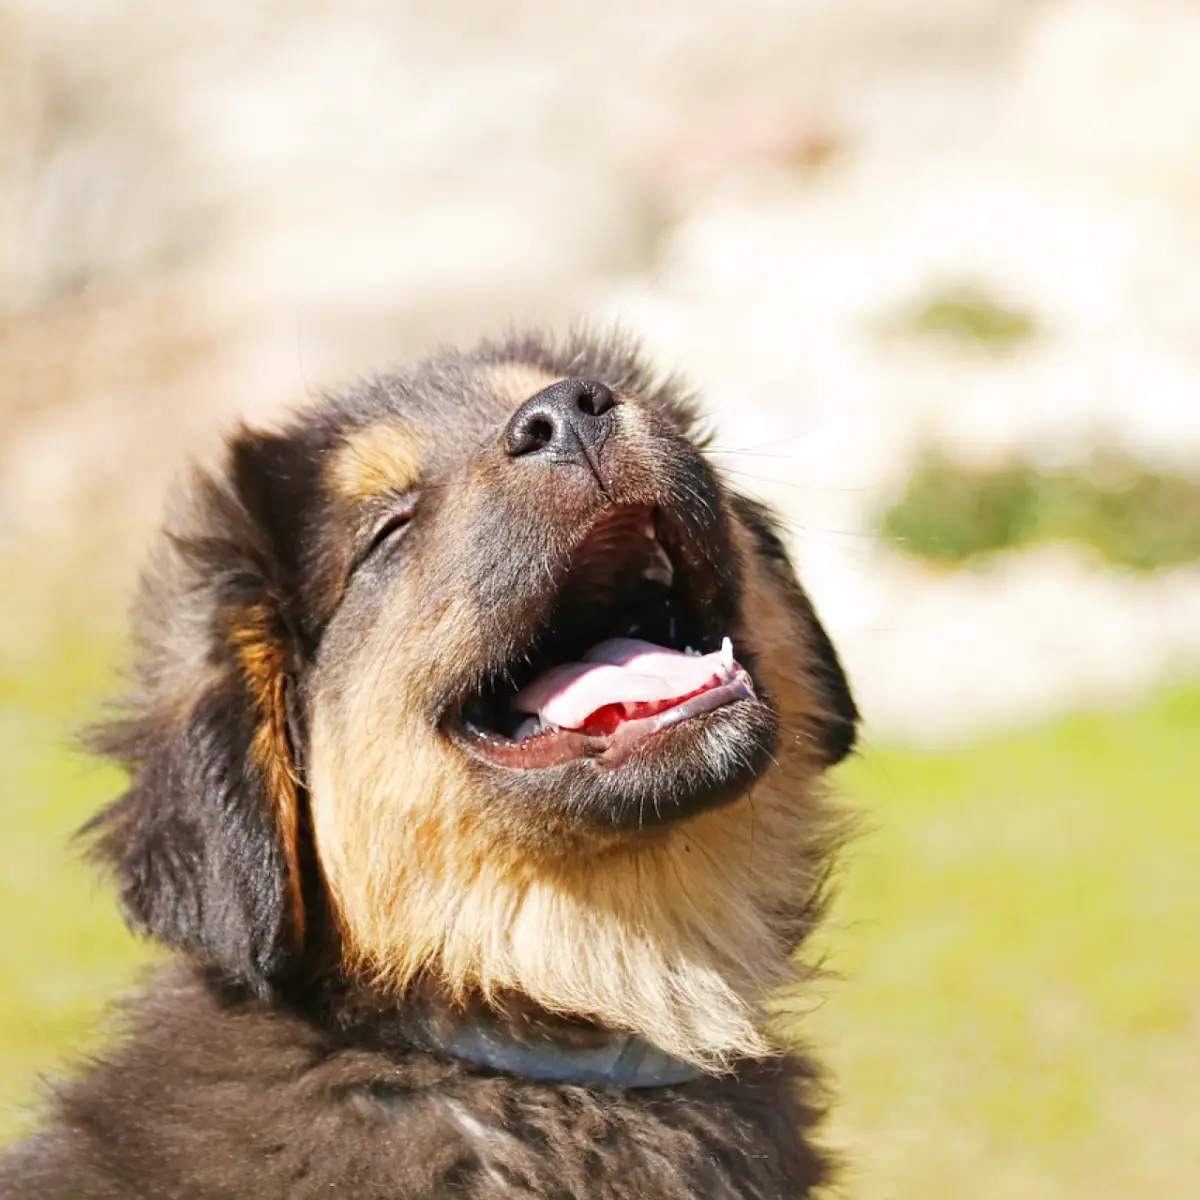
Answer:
[
  {"left": 879, "top": 450, "right": 1200, "bottom": 571},
  {"left": 2, "top": 642, "right": 1197, "bottom": 1197},
  {"left": 887, "top": 285, "right": 1037, "bottom": 349},
  {"left": 808, "top": 683, "right": 1200, "bottom": 1198},
  {"left": 0, "top": 637, "right": 154, "bottom": 1136}
]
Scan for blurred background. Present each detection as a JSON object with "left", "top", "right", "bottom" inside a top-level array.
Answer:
[{"left": 1, "top": 0, "right": 1198, "bottom": 1194}]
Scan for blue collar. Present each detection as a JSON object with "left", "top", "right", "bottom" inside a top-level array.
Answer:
[{"left": 406, "top": 1016, "right": 704, "bottom": 1088}]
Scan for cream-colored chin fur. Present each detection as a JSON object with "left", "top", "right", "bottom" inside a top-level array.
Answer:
[{"left": 309, "top": 705, "right": 831, "bottom": 1070}]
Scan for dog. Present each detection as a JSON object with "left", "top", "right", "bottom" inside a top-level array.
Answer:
[{"left": 0, "top": 331, "right": 857, "bottom": 1198}]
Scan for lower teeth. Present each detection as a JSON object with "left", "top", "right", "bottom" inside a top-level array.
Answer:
[{"left": 513, "top": 715, "right": 543, "bottom": 741}]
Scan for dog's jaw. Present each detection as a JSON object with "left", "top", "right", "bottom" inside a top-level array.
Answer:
[{"left": 427, "top": 499, "right": 781, "bottom": 829}]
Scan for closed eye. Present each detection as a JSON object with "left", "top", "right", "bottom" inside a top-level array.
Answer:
[{"left": 351, "top": 493, "right": 420, "bottom": 575}]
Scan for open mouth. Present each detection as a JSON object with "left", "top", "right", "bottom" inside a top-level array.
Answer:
[{"left": 450, "top": 505, "right": 754, "bottom": 770}]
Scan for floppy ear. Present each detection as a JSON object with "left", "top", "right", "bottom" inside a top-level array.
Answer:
[
  {"left": 85, "top": 431, "right": 312, "bottom": 993},
  {"left": 731, "top": 494, "right": 859, "bottom": 766}
]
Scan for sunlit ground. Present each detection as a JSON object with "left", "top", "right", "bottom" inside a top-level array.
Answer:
[
  {"left": 1, "top": 640, "right": 1196, "bottom": 1197},
  {"left": 812, "top": 683, "right": 1200, "bottom": 1198}
]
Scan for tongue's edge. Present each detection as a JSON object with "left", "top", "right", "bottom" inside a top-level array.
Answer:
[{"left": 512, "top": 637, "right": 736, "bottom": 731}]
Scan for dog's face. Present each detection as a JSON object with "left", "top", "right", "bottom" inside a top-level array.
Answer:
[
  {"left": 314, "top": 362, "right": 777, "bottom": 841},
  {"left": 91, "top": 334, "right": 856, "bottom": 1067}
]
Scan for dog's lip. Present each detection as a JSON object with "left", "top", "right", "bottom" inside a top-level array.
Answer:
[{"left": 448, "top": 667, "right": 755, "bottom": 770}]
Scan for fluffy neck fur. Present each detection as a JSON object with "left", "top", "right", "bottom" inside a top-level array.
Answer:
[{"left": 310, "top": 726, "right": 833, "bottom": 1071}]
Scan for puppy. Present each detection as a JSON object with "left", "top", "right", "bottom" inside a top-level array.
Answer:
[{"left": 0, "top": 331, "right": 857, "bottom": 1199}]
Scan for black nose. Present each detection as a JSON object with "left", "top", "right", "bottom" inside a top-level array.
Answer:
[{"left": 504, "top": 378, "right": 617, "bottom": 461}]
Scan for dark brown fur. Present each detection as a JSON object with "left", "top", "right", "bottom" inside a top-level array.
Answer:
[
  {"left": 0, "top": 330, "right": 857, "bottom": 1198},
  {"left": 0, "top": 969, "right": 826, "bottom": 1198}
]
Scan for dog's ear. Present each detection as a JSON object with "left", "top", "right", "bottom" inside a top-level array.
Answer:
[
  {"left": 85, "top": 428, "right": 316, "bottom": 993},
  {"left": 732, "top": 494, "right": 859, "bottom": 766}
]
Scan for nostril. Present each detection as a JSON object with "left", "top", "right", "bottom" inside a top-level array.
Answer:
[
  {"left": 526, "top": 416, "right": 554, "bottom": 448},
  {"left": 506, "top": 409, "right": 560, "bottom": 457},
  {"left": 576, "top": 382, "right": 616, "bottom": 418}
]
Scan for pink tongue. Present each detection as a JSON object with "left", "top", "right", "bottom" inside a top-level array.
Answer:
[{"left": 512, "top": 637, "right": 735, "bottom": 731}]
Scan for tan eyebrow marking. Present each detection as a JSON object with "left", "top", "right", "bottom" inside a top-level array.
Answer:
[
  {"left": 329, "top": 422, "right": 424, "bottom": 500},
  {"left": 486, "top": 363, "right": 562, "bottom": 408}
]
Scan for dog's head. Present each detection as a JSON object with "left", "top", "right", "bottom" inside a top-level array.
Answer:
[{"left": 90, "top": 333, "right": 856, "bottom": 1067}]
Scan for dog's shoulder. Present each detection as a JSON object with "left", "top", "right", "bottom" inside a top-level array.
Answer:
[{"left": 0, "top": 966, "right": 826, "bottom": 1199}]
